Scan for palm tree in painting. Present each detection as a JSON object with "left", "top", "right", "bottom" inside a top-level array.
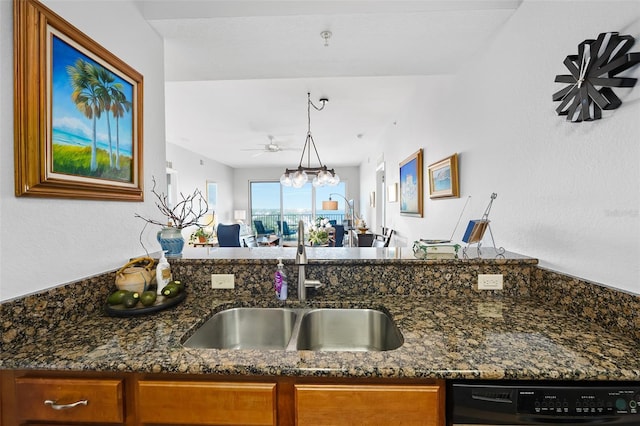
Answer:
[
  {"left": 110, "top": 89, "right": 131, "bottom": 170},
  {"left": 92, "top": 66, "right": 126, "bottom": 169},
  {"left": 66, "top": 59, "right": 103, "bottom": 172},
  {"left": 91, "top": 67, "right": 114, "bottom": 168}
]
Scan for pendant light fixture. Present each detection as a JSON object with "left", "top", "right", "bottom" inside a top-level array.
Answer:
[{"left": 280, "top": 93, "right": 340, "bottom": 188}]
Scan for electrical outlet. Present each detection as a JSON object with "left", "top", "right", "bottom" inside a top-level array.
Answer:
[
  {"left": 211, "top": 274, "right": 234, "bottom": 289},
  {"left": 478, "top": 274, "right": 503, "bottom": 290}
]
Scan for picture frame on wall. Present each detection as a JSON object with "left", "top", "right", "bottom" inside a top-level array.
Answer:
[
  {"left": 14, "top": 0, "right": 144, "bottom": 201},
  {"left": 428, "top": 153, "right": 459, "bottom": 199},
  {"left": 399, "top": 149, "right": 423, "bottom": 217}
]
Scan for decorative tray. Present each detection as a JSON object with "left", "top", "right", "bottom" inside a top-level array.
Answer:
[{"left": 105, "top": 290, "right": 186, "bottom": 317}]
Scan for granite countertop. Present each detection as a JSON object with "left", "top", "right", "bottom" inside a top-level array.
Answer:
[
  {"left": 174, "top": 245, "right": 537, "bottom": 263},
  {"left": 2, "top": 290, "right": 639, "bottom": 380}
]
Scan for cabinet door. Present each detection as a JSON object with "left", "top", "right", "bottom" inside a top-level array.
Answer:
[
  {"left": 15, "top": 377, "right": 124, "bottom": 424},
  {"left": 295, "top": 384, "right": 443, "bottom": 426},
  {"left": 138, "top": 380, "right": 276, "bottom": 425}
]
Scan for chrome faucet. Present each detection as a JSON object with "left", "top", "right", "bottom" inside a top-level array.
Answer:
[{"left": 295, "top": 220, "right": 323, "bottom": 301}]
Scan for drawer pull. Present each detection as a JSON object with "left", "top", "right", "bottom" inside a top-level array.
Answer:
[{"left": 44, "top": 399, "right": 88, "bottom": 410}]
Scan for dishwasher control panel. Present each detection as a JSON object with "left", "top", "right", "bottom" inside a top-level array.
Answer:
[
  {"left": 517, "top": 387, "right": 640, "bottom": 416},
  {"left": 450, "top": 382, "right": 640, "bottom": 425}
]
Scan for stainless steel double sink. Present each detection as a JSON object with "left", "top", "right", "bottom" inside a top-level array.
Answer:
[{"left": 183, "top": 307, "right": 404, "bottom": 352}]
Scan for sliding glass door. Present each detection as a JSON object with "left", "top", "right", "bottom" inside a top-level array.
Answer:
[
  {"left": 249, "top": 182, "right": 279, "bottom": 235},
  {"left": 249, "top": 181, "right": 346, "bottom": 239},
  {"left": 282, "top": 183, "right": 311, "bottom": 238}
]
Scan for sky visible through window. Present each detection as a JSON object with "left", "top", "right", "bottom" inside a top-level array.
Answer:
[{"left": 251, "top": 181, "right": 347, "bottom": 216}]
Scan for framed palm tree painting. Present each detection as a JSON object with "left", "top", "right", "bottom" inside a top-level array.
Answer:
[{"left": 14, "top": 0, "right": 144, "bottom": 201}]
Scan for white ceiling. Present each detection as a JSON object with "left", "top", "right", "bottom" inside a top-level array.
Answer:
[{"left": 138, "top": 0, "right": 522, "bottom": 168}]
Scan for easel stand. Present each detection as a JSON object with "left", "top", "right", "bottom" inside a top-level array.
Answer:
[
  {"left": 462, "top": 223, "right": 505, "bottom": 259},
  {"left": 461, "top": 193, "right": 505, "bottom": 259}
]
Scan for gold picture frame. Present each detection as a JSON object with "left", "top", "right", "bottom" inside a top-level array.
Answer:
[
  {"left": 14, "top": 0, "right": 144, "bottom": 201},
  {"left": 428, "top": 153, "right": 459, "bottom": 199},
  {"left": 399, "top": 149, "right": 423, "bottom": 217}
]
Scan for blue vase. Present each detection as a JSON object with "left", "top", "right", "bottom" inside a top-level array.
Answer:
[{"left": 157, "top": 226, "right": 184, "bottom": 257}]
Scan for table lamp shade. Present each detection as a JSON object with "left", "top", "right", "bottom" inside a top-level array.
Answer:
[
  {"left": 234, "top": 210, "right": 247, "bottom": 221},
  {"left": 201, "top": 214, "right": 215, "bottom": 227},
  {"left": 322, "top": 200, "right": 338, "bottom": 210}
]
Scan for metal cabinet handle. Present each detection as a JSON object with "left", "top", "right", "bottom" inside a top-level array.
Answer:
[{"left": 44, "top": 399, "right": 88, "bottom": 410}]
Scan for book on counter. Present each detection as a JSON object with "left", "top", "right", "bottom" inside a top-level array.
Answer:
[
  {"left": 413, "top": 240, "right": 461, "bottom": 259},
  {"left": 461, "top": 219, "right": 490, "bottom": 244}
]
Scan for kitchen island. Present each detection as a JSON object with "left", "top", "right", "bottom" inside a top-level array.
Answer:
[{"left": 1, "top": 247, "right": 638, "bottom": 425}]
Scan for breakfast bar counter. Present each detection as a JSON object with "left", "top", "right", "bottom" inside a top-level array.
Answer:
[{"left": 1, "top": 247, "right": 638, "bottom": 381}]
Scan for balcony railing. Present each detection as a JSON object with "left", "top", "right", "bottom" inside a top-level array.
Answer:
[{"left": 250, "top": 213, "right": 345, "bottom": 239}]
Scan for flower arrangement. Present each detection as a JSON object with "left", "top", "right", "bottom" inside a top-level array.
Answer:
[{"left": 309, "top": 217, "right": 332, "bottom": 245}]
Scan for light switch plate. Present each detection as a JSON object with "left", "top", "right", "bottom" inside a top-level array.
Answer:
[
  {"left": 211, "top": 274, "right": 234, "bottom": 289},
  {"left": 478, "top": 274, "right": 503, "bottom": 290}
]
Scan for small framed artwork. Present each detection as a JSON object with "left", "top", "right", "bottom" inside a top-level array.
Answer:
[
  {"left": 428, "top": 153, "right": 459, "bottom": 199},
  {"left": 399, "top": 149, "right": 423, "bottom": 217},
  {"left": 14, "top": 0, "right": 144, "bottom": 201}
]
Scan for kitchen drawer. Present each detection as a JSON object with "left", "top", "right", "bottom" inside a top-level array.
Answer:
[
  {"left": 137, "top": 380, "right": 277, "bottom": 425},
  {"left": 15, "top": 377, "right": 124, "bottom": 423},
  {"left": 295, "top": 384, "right": 443, "bottom": 426}
]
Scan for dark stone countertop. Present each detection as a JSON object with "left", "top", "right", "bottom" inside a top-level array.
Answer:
[
  {"left": 1, "top": 249, "right": 637, "bottom": 381},
  {"left": 2, "top": 290, "right": 639, "bottom": 381}
]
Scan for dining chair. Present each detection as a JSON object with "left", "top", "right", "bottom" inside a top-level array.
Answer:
[
  {"left": 277, "top": 221, "right": 297, "bottom": 240},
  {"left": 384, "top": 229, "right": 394, "bottom": 247},
  {"left": 372, "top": 234, "right": 387, "bottom": 247},
  {"left": 254, "top": 220, "right": 274, "bottom": 236},
  {"left": 217, "top": 224, "right": 241, "bottom": 247},
  {"left": 333, "top": 224, "right": 345, "bottom": 247}
]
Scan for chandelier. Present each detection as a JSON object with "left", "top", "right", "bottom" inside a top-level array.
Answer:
[{"left": 280, "top": 93, "right": 340, "bottom": 188}]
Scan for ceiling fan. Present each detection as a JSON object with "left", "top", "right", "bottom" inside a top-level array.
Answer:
[{"left": 242, "top": 136, "right": 299, "bottom": 157}]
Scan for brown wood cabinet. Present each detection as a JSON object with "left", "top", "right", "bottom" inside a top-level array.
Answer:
[
  {"left": 295, "top": 384, "right": 443, "bottom": 426},
  {"left": 137, "top": 380, "right": 277, "bottom": 425},
  {"left": 14, "top": 376, "right": 124, "bottom": 424},
  {"left": 1, "top": 371, "right": 130, "bottom": 426},
  {"left": 1, "top": 370, "right": 445, "bottom": 426}
]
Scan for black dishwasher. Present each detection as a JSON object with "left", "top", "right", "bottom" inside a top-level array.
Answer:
[{"left": 449, "top": 381, "right": 640, "bottom": 425}]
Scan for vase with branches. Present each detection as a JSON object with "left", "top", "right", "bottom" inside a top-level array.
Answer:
[{"left": 135, "top": 177, "right": 210, "bottom": 256}]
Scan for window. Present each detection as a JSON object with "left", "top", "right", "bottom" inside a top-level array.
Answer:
[
  {"left": 166, "top": 168, "right": 178, "bottom": 209},
  {"left": 206, "top": 181, "right": 217, "bottom": 211},
  {"left": 249, "top": 182, "right": 346, "bottom": 236}
]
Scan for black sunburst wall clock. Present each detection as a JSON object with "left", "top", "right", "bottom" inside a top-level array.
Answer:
[{"left": 553, "top": 31, "right": 640, "bottom": 122}]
